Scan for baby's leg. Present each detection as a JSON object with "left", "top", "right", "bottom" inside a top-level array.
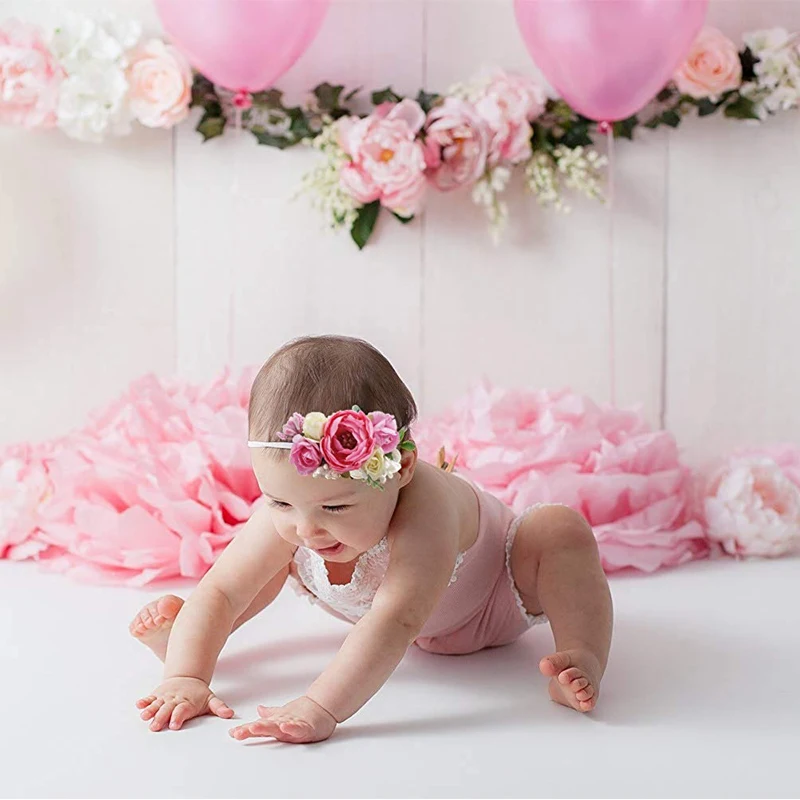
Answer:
[
  {"left": 130, "top": 566, "right": 290, "bottom": 661},
  {"left": 509, "top": 506, "right": 613, "bottom": 712}
]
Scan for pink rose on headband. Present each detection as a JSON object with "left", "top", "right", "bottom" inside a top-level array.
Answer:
[
  {"left": 338, "top": 99, "right": 428, "bottom": 217},
  {"left": 424, "top": 98, "right": 490, "bottom": 191},
  {"left": 277, "top": 412, "right": 305, "bottom": 442},
  {"left": 321, "top": 410, "right": 376, "bottom": 472},
  {"left": 0, "top": 19, "right": 64, "bottom": 129},
  {"left": 290, "top": 436, "right": 323, "bottom": 476},
  {"left": 368, "top": 411, "right": 400, "bottom": 453},
  {"left": 673, "top": 27, "right": 742, "bottom": 99}
]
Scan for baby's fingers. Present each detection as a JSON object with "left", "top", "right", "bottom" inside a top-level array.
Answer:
[
  {"left": 136, "top": 695, "right": 155, "bottom": 710},
  {"left": 150, "top": 700, "right": 177, "bottom": 731},
  {"left": 208, "top": 694, "right": 234, "bottom": 719},
  {"left": 229, "top": 719, "right": 280, "bottom": 741},
  {"left": 169, "top": 702, "right": 193, "bottom": 731},
  {"left": 140, "top": 697, "right": 164, "bottom": 721}
]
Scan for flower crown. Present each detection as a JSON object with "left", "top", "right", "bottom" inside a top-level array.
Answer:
[{"left": 248, "top": 406, "right": 415, "bottom": 489}]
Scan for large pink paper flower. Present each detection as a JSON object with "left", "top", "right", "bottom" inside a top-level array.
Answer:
[
  {"left": 339, "top": 99, "right": 428, "bottom": 217},
  {"left": 472, "top": 69, "right": 546, "bottom": 166},
  {"left": 320, "top": 410, "right": 376, "bottom": 473},
  {"left": 290, "top": 436, "right": 323, "bottom": 475},
  {"left": 673, "top": 27, "right": 742, "bottom": 99},
  {"left": 0, "top": 19, "right": 64, "bottom": 129},
  {"left": 424, "top": 98, "right": 490, "bottom": 191},
  {"left": 696, "top": 449, "right": 800, "bottom": 557},
  {"left": 126, "top": 39, "right": 192, "bottom": 128}
]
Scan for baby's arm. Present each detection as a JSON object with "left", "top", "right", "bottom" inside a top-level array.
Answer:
[
  {"left": 304, "top": 500, "right": 460, "bottom": 723},
  {"left": 162, "top": 503, "right": 293, "bottom": 681},
  {"left": 138, "top": 504, "right": 295, "bottom": 730}
]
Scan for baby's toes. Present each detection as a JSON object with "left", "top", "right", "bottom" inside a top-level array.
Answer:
[
  {"left": 558, "top": 667, "right": 584, "bottom": 686},
  {"left": 575, "top": 684, "right": 595, "bottom": 702},
  {"left": 569, "top": 676, "right": 589, "bottom": 695}
]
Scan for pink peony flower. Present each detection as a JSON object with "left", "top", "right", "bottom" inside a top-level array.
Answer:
[
  {"left": 0, "top": 19, "right": 64, "bottom": 129},
  {"left": 338, "top": 98, "right": 428, "bottom": 216},
  {"left": 673, "top": 27, "right": 742, "bottom": 99},
  {"left": 472, "top": 69, "right": 547, "bottom": 166},
  {"left": 698, "top": 453, "right": 800, "bottom": 558},
  {"left": 320, "top": 410, "right": 376, "bottom": 473},
  {"left": 424, "top": 97, "right": 490, "bottom": 191},
  {"left": 290, "top": 436, "right": 323, "bottom": 476},
  {"left": 276, "top": 412, "right": 305, "bottom": 442},
  {"left": 126, "top": 39, "right": 192, "bottom": 128},
  {"left": 368, "top": 411, "right": 400, "bottom": 454}
]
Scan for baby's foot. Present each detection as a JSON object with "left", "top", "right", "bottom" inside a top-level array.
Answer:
[
  {"left": 129, "top": 595, "right": 184, "bottom": 661},
  {"left": 539, "top": 648, "right": 602, "bottom": 713}
]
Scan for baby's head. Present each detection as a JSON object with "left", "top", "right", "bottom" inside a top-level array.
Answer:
[{"left": 248, "top": 335, "right": 418, "bottom": 561}]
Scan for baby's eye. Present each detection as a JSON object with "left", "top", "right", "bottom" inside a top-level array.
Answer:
[
  {"left": 323, "top": 505, "right": 350, "bottom": 513},
  {"left": 268, "top": 500, "right": 291, "bottom": 510}
]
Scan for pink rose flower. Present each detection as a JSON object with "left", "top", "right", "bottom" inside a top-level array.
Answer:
[
  {"left": 424, "top": 98, "right": 490, "bottom": 191},
  {"left": 320, "top": 410, "right": 376, "bottom": 472},
  {"left": 673, "top": 27, "right": 742, "bottom": 99},
  {"left": 368, "top": 411, "right": 400, "bottom": 454},
  {"left": 339, "top": 98, "right": 428, "bottom": 217},
  {"left": 277, "top": 412, "right": 305, "bottom": 442},
  {"left": 698, "top": 453, "right": 800, "bottom": 558},
  {"left": 0, "top": 19, "right": 64, "bottom": 129},
  {"left": 290, "top": 436, "right": 323, "bottom": 476},
  {"left": 472, "top": 69, "right": 547, "bottom": 166},
  {"left": 126, "top": 39, "right": 192, "bottom": 128}
]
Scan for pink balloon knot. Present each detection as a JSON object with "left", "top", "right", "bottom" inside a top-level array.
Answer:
[
  {"left": 597, "top": 120, "right": 612, "bottom": 135},
  {"left": 233, "top": 90, "right": 253, "bottom": 110}
]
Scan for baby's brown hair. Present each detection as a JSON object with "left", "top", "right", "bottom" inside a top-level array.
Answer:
[{"left": 248, "top": 335, "right": 417, "bottom": 443}]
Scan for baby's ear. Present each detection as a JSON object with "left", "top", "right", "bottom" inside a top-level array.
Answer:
[{"left": 397, "top": 446, "right": 418, "bottom": 487}]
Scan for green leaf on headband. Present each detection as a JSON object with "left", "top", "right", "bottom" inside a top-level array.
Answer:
[
  {"left": 197, "top": 114, "right": 226, "bottom": 141},
  {"left": 399, "top": 440, "right": 416, "bottom": 451},
  {"left": 371, "top": 87, "right": 403, "bottom": 106},
  {"left": 397, "top": 426, "right": 407, "bottom": 439},
  {"left": 351, "top": 201, "right": 381, "bottom": 250},
  {"left": 352, "top": 405, "right": 362, "bottom": 412},
  {"left": 724, "top": 95, "right": 759, "bottom": 120}
]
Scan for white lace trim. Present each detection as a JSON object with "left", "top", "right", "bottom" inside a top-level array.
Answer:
[
  {"left": 504, "top": 502, "right": 572, "bottom": 629},
  {"left": 293, "top": 536, "right": 466, "bottom": 621}
]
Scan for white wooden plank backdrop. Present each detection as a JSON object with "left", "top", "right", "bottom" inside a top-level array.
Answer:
[{"left": 1, "top": 0, "right": 799, "bottom": 466}]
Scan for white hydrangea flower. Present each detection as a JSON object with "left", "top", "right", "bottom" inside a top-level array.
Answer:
[
  {"left": 56, "top": 62, "right": 132, "bottom": 142},
  {"left": 741, "top": 28, "right": 800, "bottom": 118},
  {"left": 49, "top": 12, "right": 141, "bottom": 72}
]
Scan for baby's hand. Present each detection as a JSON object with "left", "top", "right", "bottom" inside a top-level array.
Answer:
[
  {"left": 229, "top": 696, "right": 337, "bottom": 744},
  {"left": 136, "top": 677, "right": 234, "bottom": 732}
]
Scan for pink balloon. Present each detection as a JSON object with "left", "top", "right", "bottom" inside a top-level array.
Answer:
[
  {"left": 154, "top": 0, "right": 330, "bottom": 92},
  {"left": 514, "top": 0, "right": 709, "bottom": 121}
]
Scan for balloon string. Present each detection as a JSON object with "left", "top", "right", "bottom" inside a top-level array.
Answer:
[{"left": 605, "top": 125, "right": 617, "bottom": 408}]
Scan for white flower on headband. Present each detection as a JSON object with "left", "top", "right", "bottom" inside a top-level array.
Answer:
[{"left": 248, "top": 406, "right": 415, "bottom": 489}]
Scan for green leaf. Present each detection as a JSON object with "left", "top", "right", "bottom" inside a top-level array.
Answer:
[
  {"left": 197, "top": 114, "right": 226, "bottom": 141},
  {"left": 656, "top": 86, "right": 675, "bottom": 103},
  {"left": 371, "top": 87, "right": 403, "bottom": 106},
  {"left": 416, "top": 90, "right": 442, "bottom": 114},
  {"left": 251, "top": 88, "right": 284, "bottom": 108},
  {"left": 660, "top": 109, "right": 681, "bottom": 128},
  {"left": 287, "top": 107, "right": 314, "bottom": 140},
  {"left": 740, "top": 46, "right": 758, "bottom": 83},
  {"left": 559, "top": 121, "right": 593, "bottom": 148},
  {"left": 250, "top": 127, "right": 293, "bottom": 149},
  {"left": 351, "top": 201, "right": 381, "bottom": 250},
  {"left": 344, "top": 87, "right": 361, "bottom": 102},
  {"left": 643, "top": 116, "right": 661, "bottom": 129},
  {"left": 399, "top": 440, "right": 416, "bottom": 451},
  {"left": 391, "top": 211, "right": 414, "bottom": 225},
  {"left": 612, "top": 115, "right": 638, "bottom": 140},
  {"left": 190, "top": 74, "right": 217, "bottom": 108},
  {"left": 313, "top": 82, "right": 345, "bottom": 113},
  {"left": 724, "top": 95, "right": 760, "bottom": 120},
  {"left": 695, "top": 97, "right": 719, "bottom": 117}
]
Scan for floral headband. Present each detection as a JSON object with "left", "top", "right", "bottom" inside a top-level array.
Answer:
[{"left": 248, "top": 406, "right": 415, "bottom": 489}]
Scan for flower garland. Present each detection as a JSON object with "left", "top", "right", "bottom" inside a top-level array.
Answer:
[{"left": 2, "top": 14, "right": 800, "bottom": 247}]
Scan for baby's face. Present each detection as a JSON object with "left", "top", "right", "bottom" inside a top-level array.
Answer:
[{"left": 251, "top": 453, "right": 404, "bottom": 561}]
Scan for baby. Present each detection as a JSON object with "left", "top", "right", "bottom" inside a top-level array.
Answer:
[{"left": 130, "top": 335, "right": 613, "bottom": 743}]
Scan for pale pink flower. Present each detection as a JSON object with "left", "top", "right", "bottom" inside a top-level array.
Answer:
[
  {"left": 368, "top": 411, "right": 400, "bottom": 454},
  {"left": 290, "top": 436, "right": 323, "bottom": 476},
  {"left": 339, "top": 99, "right": 428, "bottom": 216},
  {"left": 699, "top": 454, "right": 800, "bottom": 558},
  {"left": 0, "top": 19, "right": 64, "bottom": 129},
  {"left": 673, "top": 27, "right": 742, "bottom": 99},
  {"left": 424, "top": 98, "right": 490, "bottom": 191},
  {"left": 277, "top": 412, "right": 305, "bottom": 442},
  {"left": 126, "top": 39, "right": 192, "bottom": 128},
  {"left": 472, "top": 69, "right": 546, "bottom": 166}
]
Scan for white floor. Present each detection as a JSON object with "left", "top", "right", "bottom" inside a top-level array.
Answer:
[{"left": 1, "top": 556, "right": 798, "bottom": 799}]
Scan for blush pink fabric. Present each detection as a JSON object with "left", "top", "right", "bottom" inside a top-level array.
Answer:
[{"left": 1, "top": 371, "right": 711, "bottom": 585}]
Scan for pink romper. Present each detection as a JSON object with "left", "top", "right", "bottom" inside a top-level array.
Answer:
[{"left": 288, "top": 475, "right": 552, "bottom": 655}]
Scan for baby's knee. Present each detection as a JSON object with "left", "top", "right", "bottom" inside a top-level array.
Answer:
[{"left": 533, "top": 505, "right": 596, "bottom": 553}]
